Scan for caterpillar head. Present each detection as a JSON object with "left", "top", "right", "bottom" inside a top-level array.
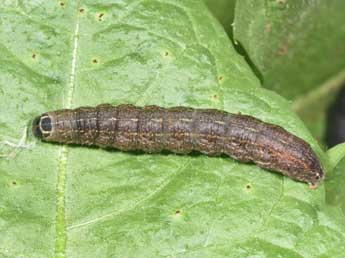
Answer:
[{"left": 32, "top": 114, "right": 53, "bottom": 139}]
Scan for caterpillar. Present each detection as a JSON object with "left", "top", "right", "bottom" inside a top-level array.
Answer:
[{"left": 32, "top": 104, "right": 324, "bottom": 188}]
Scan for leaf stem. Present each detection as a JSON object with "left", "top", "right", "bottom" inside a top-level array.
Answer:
[{"left": 293, "top": 67, "right": 345, "bottom": 112}]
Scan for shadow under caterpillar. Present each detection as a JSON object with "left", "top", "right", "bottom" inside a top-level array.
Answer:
[{"left": 32, "top": 104, "right": 324, "bottom": 188}]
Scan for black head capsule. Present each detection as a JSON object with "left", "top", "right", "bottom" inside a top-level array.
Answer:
[{"left": 32, "top": 114, "right": 52, "bottom": 139}]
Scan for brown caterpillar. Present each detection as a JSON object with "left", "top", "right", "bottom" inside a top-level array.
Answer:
[{"left": 32, "top": 104, "right": 324, "bottom": 188}]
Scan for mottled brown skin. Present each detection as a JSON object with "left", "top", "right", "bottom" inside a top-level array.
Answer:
[{"left": 32, "top": 104, "right": 324, "bottom": 188}]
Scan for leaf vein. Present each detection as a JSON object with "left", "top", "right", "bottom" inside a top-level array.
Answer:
[{"left": 67, "top": 160, "right": 191, "bottom": 231}]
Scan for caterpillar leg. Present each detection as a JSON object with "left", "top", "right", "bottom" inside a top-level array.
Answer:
[{"left": 308, "top": 182, "right": 318, "bottom": 189}]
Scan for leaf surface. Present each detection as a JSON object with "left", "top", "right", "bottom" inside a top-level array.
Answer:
[
  {"left": 326, "top": 144, "right": 345, "bottom": 210},
  {"left": 233, "top": 0, "right": 345, "bottom": 139},
  {"left": 0, "top": 1, "right": 343, "bottom": 257}
]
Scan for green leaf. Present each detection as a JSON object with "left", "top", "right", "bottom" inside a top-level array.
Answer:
[
  {"left": 327, "top": 143, "right": 345, "bottom": 171},
  {"left": 326, "top": 144, "right": 345, "bottom": 209},
  {"left": 0, "top": 1, "right": 344, "bottom": 257},
  {"left": 233, "top": 0, "right": 345, "bottom": 139}
]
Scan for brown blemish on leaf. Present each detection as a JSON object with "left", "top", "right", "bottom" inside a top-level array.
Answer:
[
  {"left": 79, "top": 8, "right": 85, "bottom": 13},
  {"left": 265, "top": 23, "right": 272, "bottom": 34},
  {"left": 32, "top": 53, "right": 36, "bottom": 59},
  {"left": 59, "top": 1, "right": 65, "bottom": 7},
  {"left": 92, "top": 58, "right": 98, "bottom": 64},
  {"left": 12, "top": 181, "right": 17, "bottom": 186},
  {"left": 276, "top": 41, "right": 289, "bottom": 56},
  {"left": 276, "top": 33, "right": 293, "bottom": 56},
  {"left": 218, "top": 76, "right": 224, "bottom": 82}
]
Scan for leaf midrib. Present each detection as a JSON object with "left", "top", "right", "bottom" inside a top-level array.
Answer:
[{"left": 55, "top": 1, "right": 81, "bottom": 257}]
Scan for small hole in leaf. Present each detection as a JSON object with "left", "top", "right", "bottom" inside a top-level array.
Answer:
[
  {"left": 98, "top": 13, "right": 104, "bottom": 21},
  {"left": 245, "top": 183, "right": 252, "bottom": 192},
  {"left": 162, "top": 50, "right": 171, "bottom": 58},
  {"left": 174, "top": 210, "right": 183, "bottom": 217}
]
